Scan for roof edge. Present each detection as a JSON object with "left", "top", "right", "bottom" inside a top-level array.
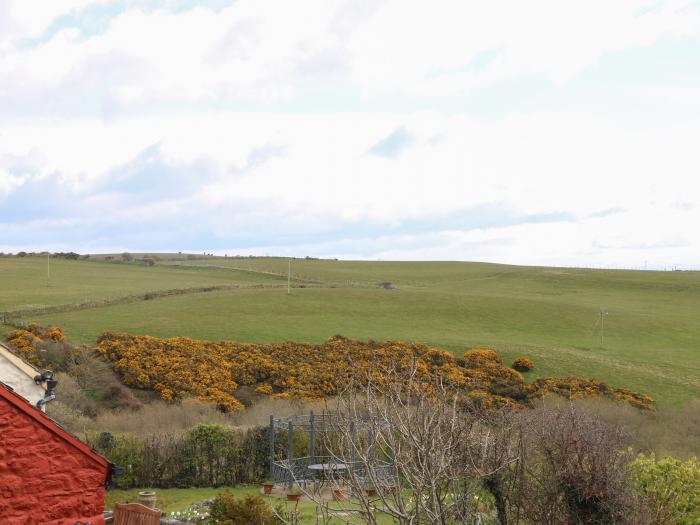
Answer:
[{"left": 0, "top": 342, "right": 47, "bottom": 391}]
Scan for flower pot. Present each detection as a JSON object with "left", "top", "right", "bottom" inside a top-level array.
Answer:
[
  {"left": 287, "top": 493, "right": 301, "bottom": 502},
  {"left": 138, "top": 491, "right": 156, "bottom": 509},
  {"left": 366, "top": 488, "right": 377, "bottom": 497},
  {"left": 263, "top": 483, "right": 274, "bottom": 495},
  {"left": 332, "top": 489, "right": 345, "bottom": 501}
]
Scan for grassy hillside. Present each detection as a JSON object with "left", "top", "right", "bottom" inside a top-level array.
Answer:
[
  {"left": 0, "top": 255, "right": 283, "bottom": 312},
  {"left": 2, "top": 255, "right": 699, "bottom": 404}
]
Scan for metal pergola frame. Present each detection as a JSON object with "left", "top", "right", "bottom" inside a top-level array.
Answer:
[{"left": 269, "top": 411, "right": 394, "bottom": 490}]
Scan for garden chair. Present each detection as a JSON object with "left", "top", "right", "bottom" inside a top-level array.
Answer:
[{"left": 112, "top": 503, "right": 162, "bottom": 525}]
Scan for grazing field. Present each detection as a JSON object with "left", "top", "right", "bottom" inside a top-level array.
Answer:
[
  {"left": 0, "top": 255, "right": 283, "bottom": 312},
  {"left": 2, "top": 255, "right": 699, "bottom": 405}
]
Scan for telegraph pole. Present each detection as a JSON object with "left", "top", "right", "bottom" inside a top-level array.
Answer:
[
  {"left": 600, "top": 309, "right": 608, "bottom": 347},
  {"left": 287, "top": 259, "right": 291, "bottom": 295},
  {"left": 47, "top": 251, "right": 50, "bottom": 287}
]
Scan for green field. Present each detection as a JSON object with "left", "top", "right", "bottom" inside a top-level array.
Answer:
[{"left": 2, "top": 255, "right": 699, "bottom": 405}]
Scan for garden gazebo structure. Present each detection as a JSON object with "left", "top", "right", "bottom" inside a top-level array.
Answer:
[{"left": 269, "top": 411, "right": 395, "bottom": 491}]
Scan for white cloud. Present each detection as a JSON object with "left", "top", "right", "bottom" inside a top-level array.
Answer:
[
  {"left": 1, "top": 0, "right": 698, "bottom": 113},
  {"left": 348, "top": 0, "right": 700, "bottom": 95},
  {"left": 2, "top": 110, "right": 699, "bottom": 267},
  {"left": 1, "top": 0, "right": 699, "bottom": 267},
  {"left": 0, "top": 0, "right": 109, "bottom": 56}
]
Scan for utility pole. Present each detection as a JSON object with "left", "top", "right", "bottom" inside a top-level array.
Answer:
[
  {"left": 600, "top": 309, "right": 608, "bottom": 347},
  {"left": 287, "top": 259, "right": 291, "bottom": 295},
  {"left": 47, "top": 251, "right": 50, "bottom": 287}
]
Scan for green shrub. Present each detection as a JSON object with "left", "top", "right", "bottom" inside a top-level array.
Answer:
[
  {"left": 208, "top": 492, "right": 284, "bottom": 525},
  {"left": 512, "top": 357, "right": 534, "bottom": 372},
  {"left": 631, "top": 453, "right": 700, "bottom": 525},
  {"left": 180, "top": 424, "right": 236, "bottom": 487},
  {"left": 103, "top": 434, "right": 144, "bottom": 489}
]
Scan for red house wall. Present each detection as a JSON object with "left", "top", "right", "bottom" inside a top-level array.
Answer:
[{"left": 0, "top": 396, "right": 108, "bottom": 525}]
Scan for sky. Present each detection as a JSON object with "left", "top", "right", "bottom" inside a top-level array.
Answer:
[{"left": 1, "top": 0, "right": 700, "bottom": 268}]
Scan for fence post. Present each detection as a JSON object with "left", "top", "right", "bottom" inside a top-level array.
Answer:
[
  {"left": 269, "top": 415, "right": 275, "bottom": 482},
  {"left": 309, "top": 411, "right": 316, "bottom": 483},
  {"left": 309, "top": 411, "right": 316, "bottom": 463},
  {"left": 350, "top": 421, "right": 357, "bottom": 497},
  {"left": 287, "top": 420, "right": 294, "bottom": 491}
]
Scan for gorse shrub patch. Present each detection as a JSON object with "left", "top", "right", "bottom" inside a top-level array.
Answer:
[
  {"left": 512, "top": 357, "right": 534, "bottom": 372},
  {"left": 42, "top": 326, "right": 66, "bottom": 342},
  {"left": 462, "top": 348, "right": 502, "bottom": 366},
  {"left": 6, "top": 324, "right": 66, "bottom": 365},
  {"left": 95, "top": 332, "right": 655, "bottom": 411},
  {"left": 5, "top": 329, "right": 42, "bottom": 363},
  {"left": 97, "top": 333, "right": 242, "bottom": 411},
  {"left": 529, "top": 376, "right": 655, "bottom": 411},
  {"left": 6, "top": 324, "right": 142, "bottom": 414}
]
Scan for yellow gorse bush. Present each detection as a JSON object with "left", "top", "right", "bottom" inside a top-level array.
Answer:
[
  {"left": 512, "top": 357, "right": 534, "bottom": 372},
  {"left": 6, "top": 325, "right": 66, "bottom": 366},
  {"left": 528, "top": 377, "right": 655, "bottom": 411},
  {"left": 97, "top": 333, "right": 242, "bottom": 411},
  {"left": 95, "top": 333, "right": 656, "bottom": 412}
]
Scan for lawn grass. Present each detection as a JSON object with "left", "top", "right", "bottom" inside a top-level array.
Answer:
[
  {"left": 105, "top": 486, "right": 251, "bottom": 513},
  {"left": 2, "top": 255, "right": 700, "bottom": 405},
  {"left": 105, "top": 485, "right": 396, "bottom": 523}
]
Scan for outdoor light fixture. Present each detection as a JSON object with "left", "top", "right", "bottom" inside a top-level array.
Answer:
[
  {"left": 34, "top": 370, "right": 59, "bottom": 409},
  {"left": 34, "top": 370, "right": 54, "bottom": 384}
]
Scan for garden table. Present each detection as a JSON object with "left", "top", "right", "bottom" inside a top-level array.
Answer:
[{"left": 307, "top": 463, "right": 348, "bottom": 494}]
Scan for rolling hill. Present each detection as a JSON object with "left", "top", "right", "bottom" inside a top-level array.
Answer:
[{"left": 1, "top": 254, "right": 699, "bottom": 405}]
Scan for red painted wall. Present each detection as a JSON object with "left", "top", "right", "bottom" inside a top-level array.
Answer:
[{"left": 0, "top": 396, "right": 108, "bottom": 525}]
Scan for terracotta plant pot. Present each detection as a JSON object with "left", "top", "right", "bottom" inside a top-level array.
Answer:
[
  {"left": 332, "top": 489, "right": 345, "bottom": 501},
  {"left": 366, "top": 488, "right": 377, "bottom": 497},
  {"left": 262, "top": 483, "right": 274, "bottom": 495},
  {"left": 287, "top": 493, "right": 301, "bottom": 502}
]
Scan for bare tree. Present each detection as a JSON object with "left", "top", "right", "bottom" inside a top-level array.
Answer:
[
  {"left": 469, "top": 409, "right": 525, "bottom": 525},
  {"left": 281, "top": 364, "right": 519, "bottom": 524},
  {"left": 274, "top": 371, "right": 650, "bottom": 525},
  {"left": 515, "top": 402, "right": 650, "bottom": 525}
]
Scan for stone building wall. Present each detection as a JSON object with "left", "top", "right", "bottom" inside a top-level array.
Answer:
[{"left": 0, "top": 386, "right": 109, "bottom": 525}]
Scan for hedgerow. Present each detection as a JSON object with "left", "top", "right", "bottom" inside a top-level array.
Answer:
[{"left": 89, "top": 424, "right": 272, "bottom": 489}]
